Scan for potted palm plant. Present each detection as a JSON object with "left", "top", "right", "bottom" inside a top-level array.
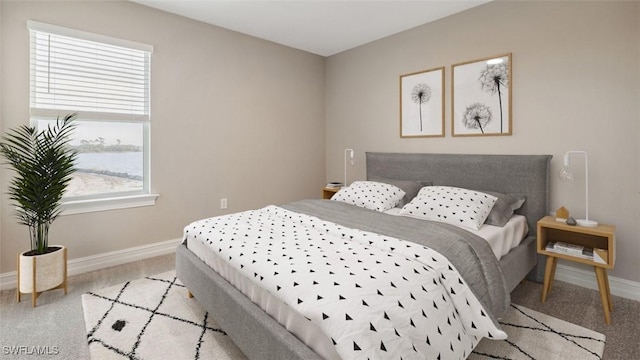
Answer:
[{"left": 0, "top": 113, "right": 77, "bottom": 306}]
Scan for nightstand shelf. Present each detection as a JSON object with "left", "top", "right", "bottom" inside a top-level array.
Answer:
[
  {"left": 536, "top": 216, "right": 616, "bottom": 324},
  {"left": 322, "top": 187, "right": 341, "bottom": 199}
]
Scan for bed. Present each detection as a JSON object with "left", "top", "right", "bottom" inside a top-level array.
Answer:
[{"left": 176, "top": 152, "right": 552, "bottom": 360}]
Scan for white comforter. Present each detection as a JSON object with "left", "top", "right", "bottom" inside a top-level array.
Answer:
[{"left": 184, "top": 206, "right": 506, "bottom": 359}]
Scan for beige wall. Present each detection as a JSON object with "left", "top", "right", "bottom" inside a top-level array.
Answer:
[
  {"left": 326, "top": 1, "right": 640, "bottom": 283},
  {"left": 2, "top": 1, "right": 638, "bottom": 285},
  {"left": 0, "top": 1, "right": 326, "bottom": 273}
]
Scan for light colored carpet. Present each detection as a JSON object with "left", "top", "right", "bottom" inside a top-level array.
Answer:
[
  {"left": 82, "top": 271, "right": 605, "bottom": 360},
  {"left": 0, "top": 254, "right": 176, "bottom": 360}
]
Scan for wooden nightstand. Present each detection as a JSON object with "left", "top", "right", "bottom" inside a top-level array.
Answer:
[
  {"left": 536, "top": 216, "right": 616, "bottom": 324},
  {"left": 322, "top": 186, "right": 341, "bottom": 199}
]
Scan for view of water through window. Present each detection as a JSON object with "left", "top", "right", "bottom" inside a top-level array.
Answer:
[
  {"left": 67, "top": 151, "right": 144, "bottom": 197},
  {"left": 37, "top": 119, "right": 145, "bottom": 198},
  {"left": 75, "top": 152, "right": 143, "bottom": 179}
]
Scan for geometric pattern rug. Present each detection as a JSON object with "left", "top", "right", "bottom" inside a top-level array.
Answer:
[
  {"left": 470, "top": 304, "right": 605, "bottom": 360},
  {"left": 81, "top": 271, "right": 246, "bottom": 360},
  {"left": 82, "top": 271, "right": 605, "bottom": 360}
]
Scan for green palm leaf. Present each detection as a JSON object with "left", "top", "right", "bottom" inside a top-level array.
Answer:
[{"left": 0, "top": 113, "right": 77, "bottom": 254}]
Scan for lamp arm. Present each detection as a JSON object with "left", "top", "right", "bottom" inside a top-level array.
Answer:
[
  {"left": 344, "top": 149, "right": 354, "bottom": 186},
  {"left": 584, "top": 152, "right": 589, "bottom": 222},
  {"left": 563, "top": 150, "right": 595, "bottom": 226}
]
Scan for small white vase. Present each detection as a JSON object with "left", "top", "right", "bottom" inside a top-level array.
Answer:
[{"left": 18, "top": 245, "right": 67, "bottom": 306}]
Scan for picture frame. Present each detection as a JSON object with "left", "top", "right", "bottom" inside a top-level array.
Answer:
[
  {"left": 399, "top": 66, "right": 444, "bottom": 138},
  {"left": 452, "top": 53, "right": 512, "bottom": 136}
]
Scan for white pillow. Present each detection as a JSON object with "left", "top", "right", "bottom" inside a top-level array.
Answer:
[
  {"left": 331, "top": 181, "right": 405, "bottom": 212},
  {"left": 399, "top": 186, "right": 497, "bottom": 230}
]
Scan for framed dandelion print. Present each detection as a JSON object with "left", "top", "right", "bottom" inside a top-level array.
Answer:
[
  {"left": 400, "top": 66, "right": 444, "bottom": 138},
  {"left": 452, "top": 53, "right": 512, "bottom": 136}
]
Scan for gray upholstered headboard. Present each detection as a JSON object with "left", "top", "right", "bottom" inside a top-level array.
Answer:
[{"left": 366, "top": 152, "right": 552, "bottom": 236}]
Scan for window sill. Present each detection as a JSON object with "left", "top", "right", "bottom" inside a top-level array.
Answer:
[{"left": 61, "top": 194, "right": 159, "bottom": 215}]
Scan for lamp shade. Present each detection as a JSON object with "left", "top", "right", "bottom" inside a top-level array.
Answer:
[
  {"left": 344, "top": 148, "right": 355, "bottom": 186},
  {"left": 560, "top": 151, "right": 597, "bottom": 227}
]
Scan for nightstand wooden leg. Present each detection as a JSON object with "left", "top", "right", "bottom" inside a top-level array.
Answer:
[
  {"left": 548, "top": 257, "right": 557, "bottom": 291},
  {"left": 541, "top": 257, "right": 557, "bottom": 303},
  {"left": 604, "top": 271, "right": 613, "bottom": 312},
  {"left": 595, "top": 267, "right": 612, "bottom": 324}
]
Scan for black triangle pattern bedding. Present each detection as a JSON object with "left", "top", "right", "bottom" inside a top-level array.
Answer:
[{"left": 184, "top": 205, "right": 506, "bottom": 359}]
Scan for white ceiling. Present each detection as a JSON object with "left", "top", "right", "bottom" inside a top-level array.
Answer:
[{"left": 131, "top": 1, "right": 491, "bottom": 56}]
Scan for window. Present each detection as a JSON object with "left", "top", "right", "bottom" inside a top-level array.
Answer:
[{"left": 28, "top": 21, "right": 155, "bottom": 213}]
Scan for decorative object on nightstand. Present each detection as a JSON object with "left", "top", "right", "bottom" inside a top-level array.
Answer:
[
  {"left": 344, "top": 148, "right": 355, "bottom": 187},
  {"left": 537, "top": 216, "right": 616, "bottom": 324},
  {"left": 559, "top": 150, "right": 597, "bottom": 227},
  {"left": 555, "top": 206, "right": 569, "bottom": 221}
]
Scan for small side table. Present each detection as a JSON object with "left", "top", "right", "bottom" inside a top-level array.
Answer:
[
  {"left": 536, "top": 216, "right": 616, "bottom": 324},
  {"left": 322, "top": 186, "right": 340, "bottom": 199}
]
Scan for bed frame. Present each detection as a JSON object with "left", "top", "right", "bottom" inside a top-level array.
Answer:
[{"left": 176, "top": 152, "right": 552, "bottom": 360}]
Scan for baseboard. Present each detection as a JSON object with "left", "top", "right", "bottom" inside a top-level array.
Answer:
[
  {"left": 0, "top": 238, "right": 182, "bottom": 290},
  {"left": 556, "top": 263, "right": 640, "bottom": 301}
]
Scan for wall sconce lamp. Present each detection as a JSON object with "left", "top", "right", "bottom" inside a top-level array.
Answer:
[
  {"left": 344, "top": 148, "right": 355, "bottom": 187},
  {"left": 559, "top": 150, "right": 598, "bottom": 227}
]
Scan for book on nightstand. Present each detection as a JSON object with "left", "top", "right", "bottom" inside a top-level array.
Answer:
[
  {"left": 325, "top": 182, "right": 343, "bottom": 188},
  {"left": 545, "top": 241, "right": 594, "bottom": 259}
]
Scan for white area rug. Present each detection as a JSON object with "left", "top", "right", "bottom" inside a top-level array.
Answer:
[
  {"left": 81, "top": 271, "right": 246, "bottom": 360},
  {"left": 470, "top": 304, "right": 605, "bottom": 360},
  {"left": 82, "top": 271, "right": 605, "bottom": 360}
]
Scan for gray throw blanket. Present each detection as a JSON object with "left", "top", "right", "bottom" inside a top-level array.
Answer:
[{"left": 282, "top": 199, "right": 510, "bottom": 321}]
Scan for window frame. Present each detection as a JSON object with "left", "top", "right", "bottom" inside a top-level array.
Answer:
[{"left": 28, "top": 21, "right": 157, "bottom": 214}]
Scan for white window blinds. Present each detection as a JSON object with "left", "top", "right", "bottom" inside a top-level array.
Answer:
[{"left": 28, "top": 21, "right": 152, "bottom": 121}]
